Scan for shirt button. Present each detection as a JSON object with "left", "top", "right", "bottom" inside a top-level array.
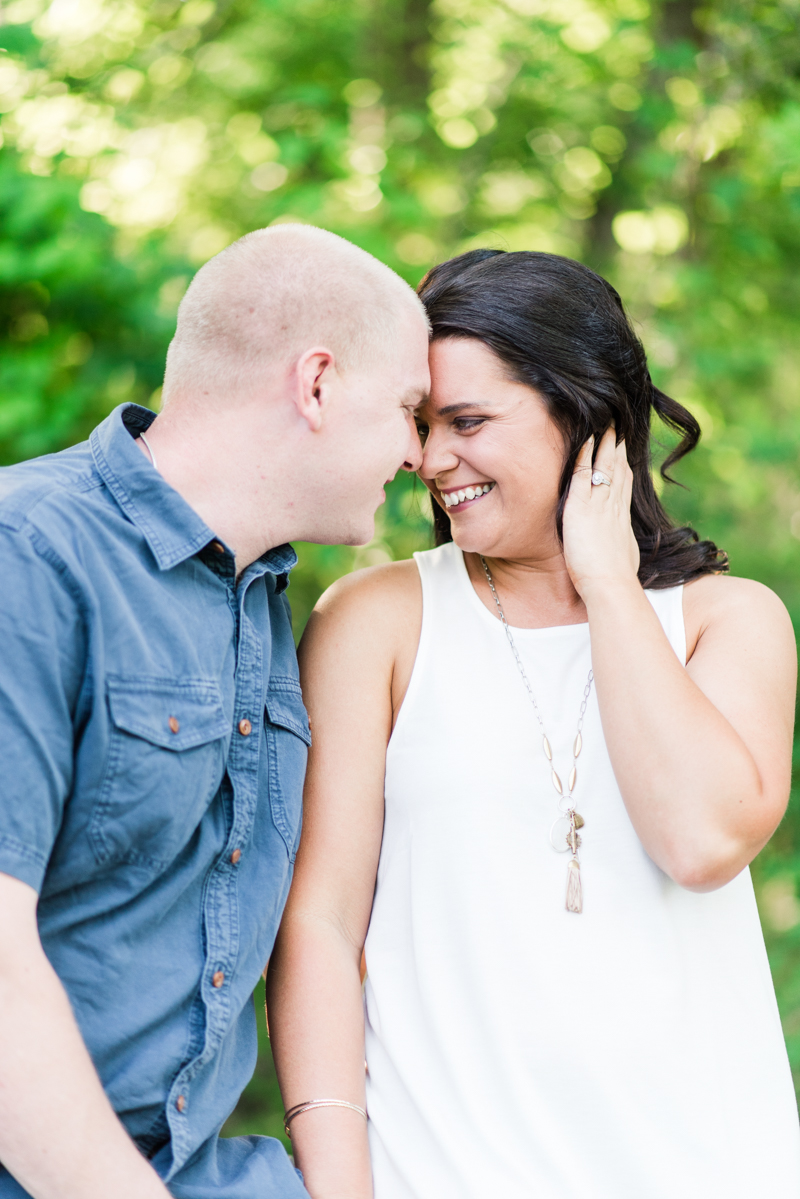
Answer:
[
  {"left": 212, "top": 970, "right": 225, "bottom": 988},
  {"left": 176, "top": 1095, "right": 186, "bottom": 1113},
  {"left": 230, "top": 848, "right": 242, "bottom": 865},
  {"left": 211, "top": 540, "right": 225, "bottom": 554},
  {"left": 238, "top": 718, "right": 252, "bottom": 736},
  {"left": 168, "top": 716, "right": 180, "bottom": 734}
]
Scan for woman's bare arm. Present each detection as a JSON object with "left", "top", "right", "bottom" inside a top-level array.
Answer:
[
  {"left": 586, "top": 571, "right": 794, "bottom": 889},
  {"left": 564, "top": 432, "right": 796, "bottom": 890},
  {"left": 267, "top": 560, "right": 420, "bottom": 1199}
]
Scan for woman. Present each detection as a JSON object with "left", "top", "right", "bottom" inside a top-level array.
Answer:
[{"left": 267, "top": 250, "right": 800, "bottom": 1198}]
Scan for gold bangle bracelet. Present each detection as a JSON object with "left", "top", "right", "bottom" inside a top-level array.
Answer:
[{"left": 283, "top": 1099, "right": 368, "bottom": 1138}]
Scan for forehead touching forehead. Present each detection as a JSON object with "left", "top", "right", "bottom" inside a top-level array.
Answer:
[
  {"left": 163, "top": 224, "right": 429, "bottom": 403},
  {"left": 351, "top": 302, "right": 431, "bottom": 417}
]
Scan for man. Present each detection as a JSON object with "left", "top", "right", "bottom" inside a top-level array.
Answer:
[{"left": 0, "top": 225, "right": 430, "bottom": 1199}]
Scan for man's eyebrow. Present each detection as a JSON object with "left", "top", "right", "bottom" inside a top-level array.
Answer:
[{"left": 403, "top": 388, "right": 430, "bottom": 408}]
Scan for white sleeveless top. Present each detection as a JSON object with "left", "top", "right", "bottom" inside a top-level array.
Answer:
[{"left": 364, "top": 542, "right": 800, "bottom": 1199}]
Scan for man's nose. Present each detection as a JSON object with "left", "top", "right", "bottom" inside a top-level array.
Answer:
[{"left": 400, "top": 417, "right": 424, "bottom": 473}]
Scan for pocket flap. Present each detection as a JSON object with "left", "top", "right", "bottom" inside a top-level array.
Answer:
[
  {"left": 265, "top": 678, "right": 311, "bottom": 745},
  {"left": 107, "top": 677, "right": 229, "bottom": 751}
]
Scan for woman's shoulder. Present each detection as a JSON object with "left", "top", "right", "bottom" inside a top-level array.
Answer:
[
  {"left": 684, "top": 572, "right": 790, "bottom": 618},
  {"left": 312, "top": 543, "right": 461, "bottom": 617},
  {"left": 299, "top": 559, "right": 424, "bottom": 704},
  {"left": 315, "top": 557, "right": 421, "bottom": 618},
  {"left": 682, "top": 573, "right": 794, "bottom": 659},
  {"left": 300, "top": 558, "right": 421, "bottom": 658}
]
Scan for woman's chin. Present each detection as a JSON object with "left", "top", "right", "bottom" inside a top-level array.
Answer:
[{"left": 450, "top": 521, "right": 500, "bottom": 557}]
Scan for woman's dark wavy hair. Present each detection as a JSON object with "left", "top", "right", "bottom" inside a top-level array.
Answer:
[{"left": 418, "top": 249, "right": 727, "bottom": 589}]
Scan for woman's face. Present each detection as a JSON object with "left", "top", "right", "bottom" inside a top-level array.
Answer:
[{"left": 418, "top": 337, "right": 566, "bottom": 561}]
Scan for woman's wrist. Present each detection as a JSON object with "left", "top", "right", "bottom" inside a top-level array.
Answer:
[{"left": 574, "top": 572, "right": 643, "bottom": 609}]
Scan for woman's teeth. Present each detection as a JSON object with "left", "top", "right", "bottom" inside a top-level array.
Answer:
[{"left": 442, "top": 482, "right": 495, "bottom": 509}]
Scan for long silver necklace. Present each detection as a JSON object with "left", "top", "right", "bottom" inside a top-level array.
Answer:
[{"left": 480, "top": 556, "right": 593, "bottom": 914}]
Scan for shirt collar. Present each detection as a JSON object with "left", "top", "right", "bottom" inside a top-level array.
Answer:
[
  {"left": 260, "top": 543, "right": 299, "bottom": 590},
  {"left": 91, "top": 404, "right": 298, "bottom": 587}
]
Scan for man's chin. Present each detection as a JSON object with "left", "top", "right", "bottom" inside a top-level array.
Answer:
[
  {"left": 346, "top": 521, "right": 376, "bottom": 548},
  {"left": 302, "top": 517, "right": 375, "bottom": 549},
  {"left": 338, "top": 507, "right": 378, "bottom": 549}
]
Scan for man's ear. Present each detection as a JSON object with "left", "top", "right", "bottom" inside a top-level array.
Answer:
[{"left": 294, "top": 347, "right": 336, "bottom": 433}]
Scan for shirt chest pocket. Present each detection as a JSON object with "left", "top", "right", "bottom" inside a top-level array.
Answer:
[
  {"left": 265, "top": 679, "right": 311, "bottom": 861},
  {"left": 90, "top": 677, "right": 230, "bottom": 871}
]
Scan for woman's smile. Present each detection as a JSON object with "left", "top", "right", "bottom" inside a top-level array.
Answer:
[{"left": 439, "top": 481, "right": 496, "bottom": 510}]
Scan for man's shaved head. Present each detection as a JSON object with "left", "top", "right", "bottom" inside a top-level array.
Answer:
[{"left": 162, "top": 224, "right": 428, "bottom": 404}]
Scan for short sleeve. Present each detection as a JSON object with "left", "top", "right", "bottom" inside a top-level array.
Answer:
[{"left": 0, "top": 527, "right": 85, "bottom": 891}]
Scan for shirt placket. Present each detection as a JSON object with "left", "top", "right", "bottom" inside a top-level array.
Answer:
[{"left": 166, "top": 561, "right": 268, "bottom": 1166}]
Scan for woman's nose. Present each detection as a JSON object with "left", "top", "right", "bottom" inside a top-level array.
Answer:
[{"left": 420, "top": 427, "right": 459, "bottom": 482}]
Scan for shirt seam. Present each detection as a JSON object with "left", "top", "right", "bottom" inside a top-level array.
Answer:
[
  {"left": 0, "top": 832, "right": 48, "bottom": 869},
  {"left": 0, "top": 471, "right": 101, "bottom": 532},
  {"left": 21, "top": 525, "right": 95, "bottom": 618},
  {"left": 20, "top": 525, "right": 97, "bottom": 724}
]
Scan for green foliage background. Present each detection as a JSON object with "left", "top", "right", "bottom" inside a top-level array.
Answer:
[{"left": 2, "top": 0, "right": 800, "bottom": 1137}]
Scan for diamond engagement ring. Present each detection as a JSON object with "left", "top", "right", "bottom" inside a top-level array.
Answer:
[{"left": 591, "top": 470, "right": 612, "bottom": 487}]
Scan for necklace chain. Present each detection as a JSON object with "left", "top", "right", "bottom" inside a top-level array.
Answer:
[
  {"left": 140, "top": 431, "right": 158, "bottom": 472},
  {"left": 479, "top": 555, "right": 593, "bottom": 913}
]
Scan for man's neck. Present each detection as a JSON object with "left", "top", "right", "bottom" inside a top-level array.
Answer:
[{"left": 133, "top": 416, "right": 294, "bottom": 571}]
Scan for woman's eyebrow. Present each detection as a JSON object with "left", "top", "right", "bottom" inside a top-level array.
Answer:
[{"left": 435, "top": 400, "right": 489, "bottom": 415}]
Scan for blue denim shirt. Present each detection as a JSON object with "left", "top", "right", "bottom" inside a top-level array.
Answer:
[{"left": 0, "top": 404, "right": 309, "bottom": 1197}]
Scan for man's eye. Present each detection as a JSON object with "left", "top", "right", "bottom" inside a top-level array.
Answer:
[{"left": 415, "top": 424, "right": 429, "bottom": 441}]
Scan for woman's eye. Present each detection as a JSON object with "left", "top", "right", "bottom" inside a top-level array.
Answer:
[{"left": 454, "top": 418, "right": 485, "bottom": 433}]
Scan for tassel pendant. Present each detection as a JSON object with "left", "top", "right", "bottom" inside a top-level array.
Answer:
[{"left": 566, "top": 858, "right": 583, "bottom": 914}]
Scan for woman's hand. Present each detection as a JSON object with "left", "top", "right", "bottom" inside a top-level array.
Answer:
[
  {"left": 562, "top": 427, "right": 640, "bottom": 600},
  {"left": 562, "top": 426, "right": 794, "bottom": 890}
]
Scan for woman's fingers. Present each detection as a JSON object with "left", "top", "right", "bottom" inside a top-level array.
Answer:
[
  {"left": 610, "top": 436, "right": 629, "bottom": 501},
  {"left": 563, "top": 426, "right": 640, "bottom": 594},
  {"left": 617, "top": 440, "right": 633, "bottom": 507},
  {"left": 572, "top": 428, "right": 633, "bottom": 507},
  {"left": 619, "top": 444, "right": 640, "bottom": 573},
  {"left": 570, "top": 434, "right": 594, "bottom": 500},
  {"left": 592, "top": 426, "right": 617, "bottom": 486}
]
